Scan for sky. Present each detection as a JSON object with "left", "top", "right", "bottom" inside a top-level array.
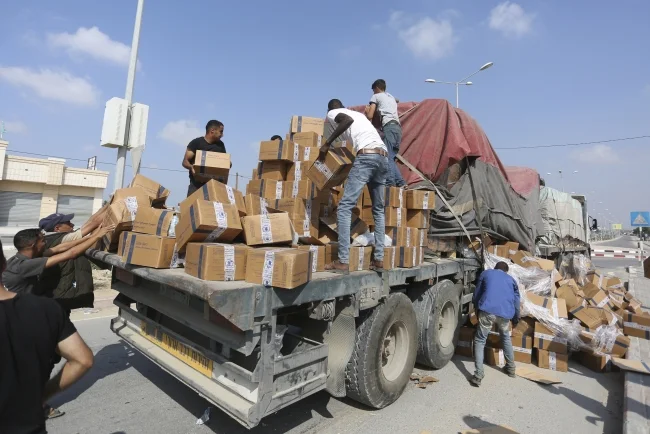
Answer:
[{"left": 1, "top": 0, "right": 648, "bottom": 228}]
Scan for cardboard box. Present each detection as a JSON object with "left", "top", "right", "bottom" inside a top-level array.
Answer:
[
  {"left": 535, "top": 349, "right": 568, "bottom": 372},
  {"left": 306, "top": 147, "right": 354, "bottom": 190},
  {"left": 511, "top": 334, "right": 533, "bottom": 364},
  {"left": 110, "top": 186, "right": 153, "bottom": 207},
  {"left": 184, "top": 243, "right": 248, "bottom": 281},
  {"left": 570, "top": 305, "right": 607, "bottom": 330},
  {"left": 349, "top": 246, "right": 372, "bottom": 272},
  {"left": 132, "top": 207, "right": 179, "bottom": 237},
  {"left": 259, "top": 139, "right": 297, "bottom": 162},
  {"left": 526, "top": 294, "right": 568, "bottom": 319},
  {"left": 118, "top": 232, "right": 176, "bottom": 268},
  {"left": 181, "top": 180, "right": 245, "bottom": 217},
  {"left": 193, "top": 150, "right": 230, "bottom": 184},
  {"left": 405, "top": 190, "right": 435, "bottom": 210},
  {"left": 623, "top": 312, "right": 650, "bottom": 339},
  {"left": 536, "top": 257, "right": 557, "bottom": 272},
  {"left": 102, "top": 193, "right": 152, "bottom": 251},
  {"left": 175, "top": 200, "right": 242, "bottom": 250},
  {"left": 512, "top": 317, "right": 536, "bottom": 337},
  {"left": 604, "top": 276, "right": 624, "bottom": 290},
  {"left": 556, "top": 284, "right": 586, "bottom": 310},
  {"left": 257, "top": 161, "right": 289, "bottom": 181},
  {"left": 247, "top": 179, "right": 284, "bottom": 200},
  {"left": 428, "top": 236, "right": 456, "bottom": 253},
  {"left": 290, "top": 115, "right": 324, "bottom": 136},
  {"left": 385, "top": 207, "right": 407, "bottom": 227},
  {"left": 406, "top": 209, "right": 429, "bottom": 229},
  {"left": 385, "top": 227, "right": 420, "bottom": 247},
  {"left": 510, "top": 250, "right": 542, "bottom": 269},
  {"left": 645, "top": 257, "right": 650, "bottom": 279},
  {"left": 243, "top": 194, "right": 283, "bottom": 216},
  {"left": 289, "top": 131, "right": 322, "bottom": 149},
  {"left": 576, "top": 350, "right": 613, "bottom": 373},
  {"left": 383, "top": 246, "right": 398, "bottom": 270},
  {"left": 272, "top": 198, "right": 318, "bottom": 221},
  {"left": 129, "top": 174, "right": 170, "bottom": 207},
  {"left": 533, "top": 322, "right": 568, "bottom": 354},
  {"left": 395, "top": 246, "right": 423, "bottom": 268},
  {"left": 245, "top": 248, "right": 312, "bottom": 289},
  {"left": 456, "top": 327, "right": 474, "bottom": 357},
  {"left": 384, "top": 186, "right": 405, "bottom": 208},
  {"left": 558, "top": 278, "right": 580, "bottom": 291},
  {"left": 241, "top": 213, "right": 294, "bottom": 246},
  {"left": 582, "top": 283, "right": 616, "bottom": 310},
  {"left": 286, "top": 160, "right": 308, "bottom": 182},
  {"left": 484, "top": 347, "right": 506, "bottom": 367},
  {"left": 320, "top": 215, "right": 367, "bottom": 242},
  {"left": 291, "top": 217, "right": 319, "bottom": 244},
  {"left": 282, "top": 180, "right": 319, "bottom": 200},
  {"left": 298, "top": 245, "right": 333, "bottom": 272}
]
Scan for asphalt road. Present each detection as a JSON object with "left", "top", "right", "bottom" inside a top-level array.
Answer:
[
  {"left": 591, "top": 235, "right": 647, "bottom": 270},
  {"left": 48, "top": 315, "right": 624, "bottom": 434}
]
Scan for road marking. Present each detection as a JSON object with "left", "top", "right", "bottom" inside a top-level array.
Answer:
[{"left": 72, "top": 314, "right": 116, "bottom": 323}]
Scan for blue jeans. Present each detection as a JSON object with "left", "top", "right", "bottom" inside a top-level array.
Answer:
[
  {"left": 473, "top": 311, "right": 515, "bottom": 379},
  {"left": 383, "top": 122, "right": 405, "bottom": 187},
  {"left": 337, "top": 154, "right": 389, "bottom": 263}
]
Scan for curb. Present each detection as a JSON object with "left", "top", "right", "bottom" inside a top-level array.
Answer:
[{"left": 623, "top": 276, "right": 650, "bottom": 434}]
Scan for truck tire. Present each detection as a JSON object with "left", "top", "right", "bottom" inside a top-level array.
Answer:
[
  {"left": 413, "top": 280, "right": 461, "bottom": 369},
  {"left": 345, "top": 292, "right": 417, "bottom": 409}
]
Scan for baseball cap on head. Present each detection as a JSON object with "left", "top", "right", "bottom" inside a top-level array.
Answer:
[{"left": 39, "top": 213, "right": 75, "bottom": 232}]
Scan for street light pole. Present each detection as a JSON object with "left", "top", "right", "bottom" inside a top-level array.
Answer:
[
  {"left": 425, "top": 62, "right": 493, "bottom": 108},
  {"left": 114, "top": 0, "right": 145, "bottom": 193}
]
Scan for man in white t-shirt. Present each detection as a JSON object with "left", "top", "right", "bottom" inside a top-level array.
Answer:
[
  {"left": 365, "top": 79, "right": 406, "bottom": 187},
  {"left": 319, "top": 99, "right": 389, "bottom": 273}
]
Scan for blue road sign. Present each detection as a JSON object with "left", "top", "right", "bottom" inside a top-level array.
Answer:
[{"left": 630, "top": 211, "right": 650, "bottom": 227}]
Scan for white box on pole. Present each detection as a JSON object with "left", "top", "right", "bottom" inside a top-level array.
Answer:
[
  {"left": 101, "top": 97, "right": 128, "bottom": 148},
  {"left": 128, "top": 102, "right": 149, "bottom": 149}
]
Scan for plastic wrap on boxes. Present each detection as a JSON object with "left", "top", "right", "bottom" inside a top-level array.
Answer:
[
  {"left": 559, "top": 253, "right": 592, "bottom": 286},
  {"left": 484, "top": 252, "right": 618, "bottom": 355}
]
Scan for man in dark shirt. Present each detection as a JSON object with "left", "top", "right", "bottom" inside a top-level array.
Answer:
[
  {"left": 0, "top": 240, "right": 94, "bottom": 434},
  {"left": 182, "top": 119, "right": 227, "bottom": 197},
  {"left": 3, "top": 226, "right": 113, "bottom": 296}
]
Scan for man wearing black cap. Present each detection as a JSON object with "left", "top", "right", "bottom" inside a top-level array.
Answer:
[{"left": 39, "top": 204, "right": 108, "bottom": 243}]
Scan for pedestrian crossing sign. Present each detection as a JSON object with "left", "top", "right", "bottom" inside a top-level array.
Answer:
[{"left": 630, "top": 211, "right": 650, "bottom": 227}]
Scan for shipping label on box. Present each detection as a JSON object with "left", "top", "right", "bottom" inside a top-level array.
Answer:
[
  {"left": 406, "top": 209, "right": 429, "bottom": 229},
  {"left": 383, "top": 246, "right": 398, "bottom": 270},
  {"left": 533, "top": 322, "right": 568, "bottom": 354},
  {"left": 298, "top": 245, "right": 331, "bottom": 272},
  {"left": 384, "top": 186, "right": 405, "bottom": 208},
  {"left": 306, "top": 147, "right": 354, "bottom": 190},
  {"left": 193, "top": 150, "right": 231, "bottom": 184},
  {"left": 242, "top": 213, "right": 294, "bottom": 246},
  {"left": 484, "top": 347, "right": 506, "bottom": 367},
  {"left": 129, "top": 174, "right": 169, "bottom": 207},
  {"left": 290, "top": 115, "right": 324, "bottom": 136},
  {"left": 396, "top": 246, "right": 423, "bottom": 268},
  {"left": 246, "top": 179, "right": 284, "bottom": 200},
  {"left": 405, "top": 190, "right": 435, "bottom": 210},
  {"left": 291, "top": 217, "right": 319, "bottom": 244},
  {"left": 181, "top": 180, "right": 245, "bottom": 217},
  {"left": 536, "top": 349, "right": 568, "bottom": 372},
  {"left": 118, "top": 232, "right": 177, "bottom": 268},
  {"left": 243, "top": 194, "right": 284, "bottom": 217},
  {"left": 385, "top": 207, "right": 406, "bottom": 227},
  {"left": 245, "top": 247, "right": 312, "bottom": 289},
  {"left": 582, "top": 283, "right": 616, "bottom": 310},
  {"left": 259, "top": 139, "right": 296, "bottom": 162},
  {"left": 175, "top": 200, "right": 242, "bottom": 250},
  {"left": 256, "top": 161, "right": 289, "bottom": 181},
  {"left": 184, "top": 243, "right": 248, "bottom": 281},
  {"left": 282, "top": 180, "right": 319, "bottom": 200},
  {"left": 132, "top": 207, "right": 179, "bottom": 237},
  {"left": 110, "top": 187, "right": 153, "bottom": 208},
  {"left": 286, "top": 160, "right": 305, "bottom": 182}
]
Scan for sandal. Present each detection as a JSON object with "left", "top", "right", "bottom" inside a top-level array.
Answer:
[
  {"left": 324, "top": 260, "right": 349, "bottom": 275},
  {"left": 44, "top": 405, "right": 65, "bottom": 419}
]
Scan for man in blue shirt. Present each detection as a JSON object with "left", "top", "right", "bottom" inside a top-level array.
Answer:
[{"left": 470, "top": 261, "right": 520, "bottom": 386}]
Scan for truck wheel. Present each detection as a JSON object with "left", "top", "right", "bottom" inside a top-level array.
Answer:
[
  {"left": 413, "top": 280, "right": 461, "bottom": 369},
  {"left": 345, "top": 292, "right": 417, "bottom": 409}
]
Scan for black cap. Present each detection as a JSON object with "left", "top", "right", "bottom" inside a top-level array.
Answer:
[{"left": 39, "top": 213, "right": 75, "bottom": 232}]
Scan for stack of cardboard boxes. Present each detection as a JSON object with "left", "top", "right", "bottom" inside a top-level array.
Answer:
[
  {"left": 101, "top": 114, "right": 437, "bottom": 289},
  {"left": 456, "top": 241, "right": 648, "bottom": 374}
]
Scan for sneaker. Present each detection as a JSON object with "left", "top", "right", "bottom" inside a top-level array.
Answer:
[
  {"left": 504, "top": 366, "right": 516, "bottom": 378},
  {"left": 469, "top": 375, "right": 482, "bottom": 387}
]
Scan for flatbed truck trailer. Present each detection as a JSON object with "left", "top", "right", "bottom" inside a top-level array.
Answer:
[{"left": 89, "top": 249, "right": 480, "bottom": 429}]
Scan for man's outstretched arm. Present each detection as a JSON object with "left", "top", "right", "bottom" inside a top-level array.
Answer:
[{"left": 318, "top": 113, "right": 354, "bottom": 161}]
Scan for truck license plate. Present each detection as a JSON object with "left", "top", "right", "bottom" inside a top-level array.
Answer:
[{"left": 140, "top": 321, "right": 213, "bottom": 377}]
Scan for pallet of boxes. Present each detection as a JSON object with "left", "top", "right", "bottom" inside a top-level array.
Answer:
[{"left": 456, "top": 244, "right": 649, "bottom": 374}]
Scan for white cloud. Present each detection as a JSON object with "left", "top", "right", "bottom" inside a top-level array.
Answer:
[
  {"left": 159, "top": 120, "right": 202, "bottom": 146},
  {"left": 571, "top": 144, "right": 621, "bottom": 164},
  {"left": 0, "top": 66, "right": 99, "bottom": 106},
  {"left": 2, "top": 121, "right": 27, "bottom": 134},
  {"left": 47, "top": 27, "right": 132, "bottom": 67},
  {"left": 389, "top": 12, "right": 455, "bottom": 60},
  {"left": 489, "top": 2, "right": 535, "bottom": 38}
]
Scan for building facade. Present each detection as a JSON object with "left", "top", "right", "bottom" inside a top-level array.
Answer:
[{"left": 0, "top": 139, "right": 109, "bottom": 228}]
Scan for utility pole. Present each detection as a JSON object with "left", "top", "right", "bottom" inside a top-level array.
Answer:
[
  {"left": 114, "top": 0, "right": 145, "bottom": 192},
  {"left": 235, "top": 172, "right": 239, "bottom": 191}
]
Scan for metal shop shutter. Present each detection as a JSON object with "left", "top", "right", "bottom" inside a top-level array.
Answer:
[
  {"left": 57, "top": 195, "right": 95, "bottom": 226},
  {"left": 0, "top": 191, "right": 43, "bottom": 227}
]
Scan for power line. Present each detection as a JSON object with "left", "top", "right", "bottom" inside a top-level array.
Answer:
[
  {"left": 494, "top": 135, "right": 650, "bottom": 150},
  {"left": 6, "top": 149, "right": 253, "bottom": 179}
]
